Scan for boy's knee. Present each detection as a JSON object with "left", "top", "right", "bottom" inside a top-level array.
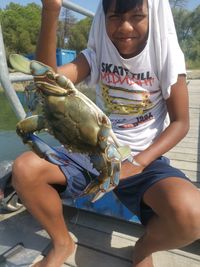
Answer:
[
  {"left": 168, "top": 198, "right": 200, "bottom": 241},
  {"left": 183, "top": 204, "right": 200, "bottom": 240},
  {"left": 12, "top": 151, "right": 42, "bottom": 190}
]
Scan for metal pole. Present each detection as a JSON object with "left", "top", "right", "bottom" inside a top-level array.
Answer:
[
  {"left": 62, "top": 0, "right": 95, "bottom": 18},
  {"left": 0, "top": 24, "right": 26, "bottom": 120},
  {"left": 9, "top": 74, "right": 33, "bottom": 83}
]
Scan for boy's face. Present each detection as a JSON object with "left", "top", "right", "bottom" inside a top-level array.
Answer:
[{"left": 105, "top": 0, "right": 149, "bottom": 58}]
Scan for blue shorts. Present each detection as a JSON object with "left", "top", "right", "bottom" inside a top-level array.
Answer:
[{"left": 55, "top": 147, "right": 189, "bottom": 225}]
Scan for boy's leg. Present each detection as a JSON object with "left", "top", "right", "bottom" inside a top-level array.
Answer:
[
  {"left": 133, "top": 177, "right": 200, "bottom": 267},
  {"left": 12, "top": 151, "right": 75, "bottom": 267}
]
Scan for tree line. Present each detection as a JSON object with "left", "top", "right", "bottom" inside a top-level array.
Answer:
[{"left": 0, "top": 1, "right": 199, "bottom": 68}]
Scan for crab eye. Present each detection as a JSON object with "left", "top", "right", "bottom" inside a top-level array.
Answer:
[{"left": 55, "top": 75, "right": 68, "bottom": 88}]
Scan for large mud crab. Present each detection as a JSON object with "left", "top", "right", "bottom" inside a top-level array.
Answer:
[{"left": 9, "top": 54, "right": 131, "bottom": 202}]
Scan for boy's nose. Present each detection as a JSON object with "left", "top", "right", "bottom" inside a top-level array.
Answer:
[{"left": 119, "top": 20, "right": 134, "bottom": 32}]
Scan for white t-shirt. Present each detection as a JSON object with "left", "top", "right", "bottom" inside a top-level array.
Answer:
[{"left": 82, "top": 0, "right": 186, "bottom": 154}]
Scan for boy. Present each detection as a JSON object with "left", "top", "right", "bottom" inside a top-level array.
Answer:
[{"left": 12, "top": 1, "right": 200, "bottom": 266}]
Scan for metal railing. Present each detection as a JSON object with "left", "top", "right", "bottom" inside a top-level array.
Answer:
[
  {"left": 0, "top": 24, "right": 26, "bottom": 120},
  {"left": 62, "top": 0, "right": 95, "bottom": 17},
  {"left": 0, "top": 0, "right": 94, "bottom": 120}
]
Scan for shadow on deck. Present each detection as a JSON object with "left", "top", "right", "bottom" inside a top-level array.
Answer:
[{"left": 1, "top": 204, "right": 200, "bottom": 267}]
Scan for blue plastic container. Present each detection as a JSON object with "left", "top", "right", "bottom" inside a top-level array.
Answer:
[
  {"left": 56, "top": 48, "right": 76, "bottom": 66},
  {"left": 26, "top": 48, "right": 76, "bottom": 66},
  {"left": 26, "top": 53, "right": 35, "bottom": 60}
]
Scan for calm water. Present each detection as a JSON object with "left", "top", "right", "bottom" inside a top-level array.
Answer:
[
  {"left": 0, "top": 90, "right": 140, "bottom": 223},
  {"left": 0, "top": 91, "right": 24, "bottom": 161},
  {"left": 0, "top": 91, "right": 59, "bottom": 161}
]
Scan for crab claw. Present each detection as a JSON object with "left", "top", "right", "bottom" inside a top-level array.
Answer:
[
  {"left": 9, "top": 54, "right": 54, "bottom": 78},
  {"left": 83, "top": 160, "right": 121, "bottom": 202},
  {"left": 83, "top": 176, "right": 111, "bottom": 201},
  {"left": 30, "top": 61, "right": 52, "bottom": 77},
  {"left": 9, "top": 54, "right": 31, "bottom": 74}
]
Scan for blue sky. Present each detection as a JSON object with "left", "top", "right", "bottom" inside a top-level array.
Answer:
[
  {"left": 0, "top": 1, "right": 99, "bottom": 14},
  {"left": 0, "top": 0, "right": 100, "bottom": 20},
  {"left": 0, "top": 0, "right": 199, "bottom": 18}
]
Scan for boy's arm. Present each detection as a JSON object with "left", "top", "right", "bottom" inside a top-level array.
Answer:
[
  {"left": 120, "top": 75, "right": 189, "bottom": 179},
  {"left": 36, "top": 1, "right": 61, "bottom": 71},
  {"left": 58, "top": 54, "right": 91, "bottom": 85},
  {"left": 136, "top": 74, "right": 189, "bottom": 167},
  {"left": 36, "top": 0, "right": 90, "bottom": 84}
]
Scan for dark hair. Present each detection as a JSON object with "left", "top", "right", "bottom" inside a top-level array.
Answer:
[{"left": 102, "top": 0, "right": 144, "bottom": 14}]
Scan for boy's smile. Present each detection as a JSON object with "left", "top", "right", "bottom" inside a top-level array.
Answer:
[{"left": 105, "top": 0, "right": 149, "bottom": 58}]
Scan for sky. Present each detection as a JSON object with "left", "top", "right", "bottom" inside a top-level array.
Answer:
[
  {"left": 0, "top": 0, "right": 199, "bottom": 18},
  {"left": 0, "top": 0, "right": 100, "bottom": 19}
]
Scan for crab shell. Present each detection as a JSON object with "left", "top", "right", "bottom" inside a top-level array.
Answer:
[{"left": 31, "top": 79, "right": 112, "bottom": 154}]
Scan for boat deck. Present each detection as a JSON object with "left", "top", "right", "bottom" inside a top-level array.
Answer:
[{"left": 0, "top": 79, "right": 200, "bottom": 267}]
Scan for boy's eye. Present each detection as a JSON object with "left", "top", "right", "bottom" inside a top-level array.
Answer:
[
  {"left": 107, "top": 13, "right": 146, "bottom": 22},
  {"left": 108, "top": 14, "right": 120, "bottom": 20},
  {"left": 133, "top": 14, "right": 145, "bottom": 20}
]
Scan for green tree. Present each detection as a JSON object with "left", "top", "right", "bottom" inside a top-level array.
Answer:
[
  {"left": 185, "top": 6, "right": 200, "bottom": 68},
  {"left": 169, "top": 0, "right": 188, "bottom": 9},
  {"left": 170, "top": 1, "right": 200, "bottom": 68},
  {"left": 57, "top": 7, "right": 77, "bottom": 49},
  {"left": 67, "top": 17, "right": 92, "bottom": 53},
  {"left": 0, "top": 3, "right": 41, "bottom": 56}
]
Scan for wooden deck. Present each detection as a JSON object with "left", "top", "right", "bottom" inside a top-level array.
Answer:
[
  {"left": 0, "top": 79, "right": 200, "bottom": 267},
  {"left": 165, "top": 79, "right": 200, "bottom": 186}
]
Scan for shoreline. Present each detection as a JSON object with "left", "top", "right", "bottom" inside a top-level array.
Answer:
[{"left": 186, "top": 69, "right": 200, "bottom": 80}]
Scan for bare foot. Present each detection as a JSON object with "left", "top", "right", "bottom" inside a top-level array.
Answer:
[{"left": 31, "top": 236, "right": 75, "bottom": 267}]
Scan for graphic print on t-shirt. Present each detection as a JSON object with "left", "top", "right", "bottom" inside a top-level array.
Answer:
[{"left": 100, "top": 62, "right": 160, "bottom": 117}]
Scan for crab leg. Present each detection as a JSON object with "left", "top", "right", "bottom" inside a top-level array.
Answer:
[
  {"left": 16, "top": 115, "right": 46, "bottom": 139},
  {"left": 87, "top": 160, "right": 121, "bottom": 202},
  {"left": 83, "top": 143, "right": 123, "bottom": 202}
]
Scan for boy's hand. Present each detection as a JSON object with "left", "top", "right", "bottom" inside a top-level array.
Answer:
[
  {"left": 41, "top": 0, "right": 62, "bottom": 12},
  {"left": 120, "top": 160, "right": 144, "bottom": 180}
]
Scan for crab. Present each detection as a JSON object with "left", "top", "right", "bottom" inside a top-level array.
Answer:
[{"left": 9, "top": 54, "right": 131, "bottom": 202}]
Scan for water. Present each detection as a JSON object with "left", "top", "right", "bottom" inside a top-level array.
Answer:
[
  {"left": 0, "top": 90, "right": 140, "bottom": 223},
  {"left": 0, "top": 91, "right": 59, "bottom": 161},
  {"left": 0, "top": 91, "right": 23, "bottom": 160}
]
